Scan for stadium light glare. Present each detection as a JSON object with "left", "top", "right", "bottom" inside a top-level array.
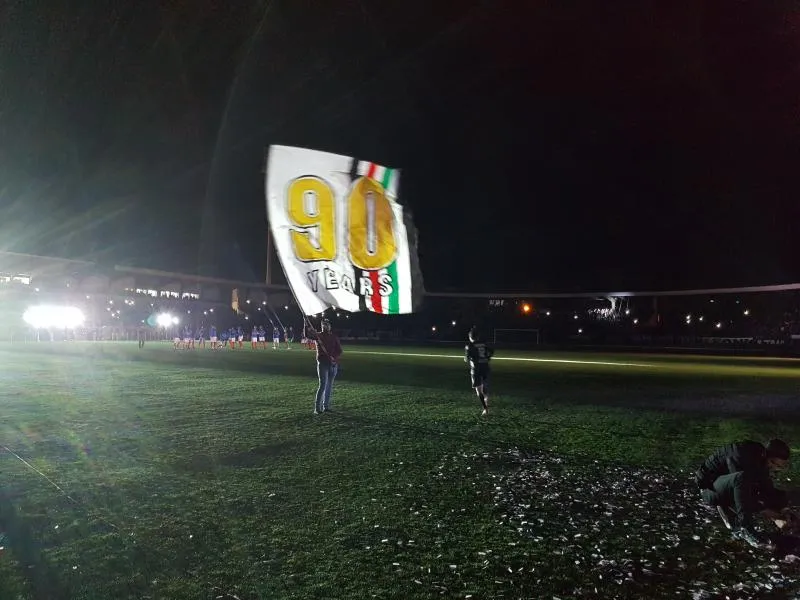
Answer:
[
  {"left": 625, "top": 309, "right": 630, "bottom": 315},
  {"left": 23, "top": 305, "right": 85, "bottom": 329},
  {"left": 521, "top": 303, "right": 532, "bottom": 314},
  {"left": 633, "top": 318, "right": 639, "bottom": 325},
  {"left": 716, "top": 322, "right": 722, "bottom": 329},
  {"left": 578, "top": 328, "right": 583, "bottom": 334},
  {"left": 546, "top": 311, "right": 551, "bottom": 316},
  {"left": 431, "top": 326, "right": 437, "bottom": 332},
  {"left": 156, "top": 313, "right": 180, "bottom": 327},
  {"left": 451, "top": 320, "right": 456, "bottom": 326},
  {"left": 744, "top": 309, "right": 750, "bottom": 316}
]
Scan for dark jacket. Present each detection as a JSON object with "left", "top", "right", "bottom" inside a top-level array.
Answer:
[
  {"left": 695, "top": 440, "right": 776, "bottom": 494},
  {"left": 308, "top": 329, "right": 342, "bottom": 364}
]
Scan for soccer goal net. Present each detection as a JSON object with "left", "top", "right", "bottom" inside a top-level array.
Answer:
[{"left": 493, "top": 328, "right": 540, "bottom": 345}]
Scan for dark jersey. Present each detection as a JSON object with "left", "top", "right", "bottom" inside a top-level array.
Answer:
[
  {"left": 465, "top": 341, "right": 494, "bottom": 371},
  {"left": 696, "top": 440, "right": 775, "bottom": 494}
]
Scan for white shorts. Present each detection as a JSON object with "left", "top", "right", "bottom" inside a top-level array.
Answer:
[
  {"left": 237, "top": 336, "right": 244, "bottom": 341},
  {"left": 174, "top": 337, "right": 180, "bottom": 343},
  {"left": 210, "top": 336, "right": 218, "bottom": 342},
  {"left": 273, "top": 337, "right": 280, "bottom": 343},
  {"left": 184, "top": 338, "right": 191, "bottom": 343},
  {"left": 258, "top": 336, "right": 265, "bottom": 342}
]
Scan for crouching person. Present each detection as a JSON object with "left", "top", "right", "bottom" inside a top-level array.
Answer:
[{"left": 696, "top": 438, "right": 791, "bottom": 548}]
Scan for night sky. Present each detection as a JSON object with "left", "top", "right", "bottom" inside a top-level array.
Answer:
[{"left": 2, "top": 1, "right": 800, "bottom": 293}]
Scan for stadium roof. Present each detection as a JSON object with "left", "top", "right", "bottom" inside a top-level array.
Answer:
[{"left": 426, "top": 283, "right": 800, "bottom": 299}]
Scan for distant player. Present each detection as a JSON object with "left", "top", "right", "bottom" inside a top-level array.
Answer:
[
  {"left": 285, "top": 325, "right": 294, "bottom": 350},
  {"left": 196, "top": 326, "right": 205, "bottom": 350},
  {"left": 251, "top": 325, "right": 259, "bottom": 350},
  {"left": 137, "top": 325, "right": 145, "bottom": 349},
  {"left": 465, "top": 327, "right": 494, "bottom": 416},
  {"left": 183, "top": 326, "right": 192, "bottom": 350},
  {"left": 209, "top": 325, "right": 218, "bottom": 349},
  {"left": 273, "top": 325, "right": 281, "bottom": 350},
  {"left": 237, "top": 326, "right": 244, "bottom": 349},
  {"left": 228, "top": 327, "right": 236, "bottom": 350}
]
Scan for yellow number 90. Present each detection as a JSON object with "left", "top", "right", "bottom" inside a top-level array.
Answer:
[
  {"left": 287, "top": 176, "right": 337, "bottom": 262},
  {"left": 287, "top": 175, "right": 396, "bottom": 270},
  {"left": 348, "top": 177, "right": 397, "bottom": 271}
]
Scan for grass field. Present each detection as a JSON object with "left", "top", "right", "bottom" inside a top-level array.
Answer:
[{"left": 2, "top": 342, "right": 800, "bottom": 599}]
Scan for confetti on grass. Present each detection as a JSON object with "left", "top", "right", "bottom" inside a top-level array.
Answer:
[{"left": 431, "top": 448, "right": 800, "bottom": 599}]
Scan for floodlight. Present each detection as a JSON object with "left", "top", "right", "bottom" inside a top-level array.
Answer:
[
  {"left": 156, "top": 313, "right": 173, "bottom": 327},
  {"left": 23, "top": 305, "right": 85, "bottom": 329}
]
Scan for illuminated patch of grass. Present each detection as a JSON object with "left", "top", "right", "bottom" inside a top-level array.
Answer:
[{"left": 0, "top": 343, "right": 799, "bottom": 598}]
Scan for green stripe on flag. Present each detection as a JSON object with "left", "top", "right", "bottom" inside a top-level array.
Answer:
[
  {"left": 387, "top": 261, "right": 400, "bottom": 314},
  {"left": 381, "top": 169, "right": 400, "bottom": 314}
]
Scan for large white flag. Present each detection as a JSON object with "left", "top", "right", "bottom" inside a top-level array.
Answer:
[{"left": 266, "top": 145, "right": 423, "bottom": 316}]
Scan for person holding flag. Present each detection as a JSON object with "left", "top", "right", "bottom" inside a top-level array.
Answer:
[{"left": 305, "top": 318, "right": 342, "bottom": 414}]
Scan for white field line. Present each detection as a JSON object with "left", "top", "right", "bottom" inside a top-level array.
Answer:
[{"left": 348, "top": 350, "right": 658, "bottom": 368}]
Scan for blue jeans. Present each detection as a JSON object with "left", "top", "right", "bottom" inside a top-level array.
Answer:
[{"left": 315, "top": 361, "right": 338, "bottom": 412}]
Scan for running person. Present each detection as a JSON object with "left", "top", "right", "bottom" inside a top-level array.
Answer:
[{"left": 465, "top": 327, "right": 494, "bottom": 416}]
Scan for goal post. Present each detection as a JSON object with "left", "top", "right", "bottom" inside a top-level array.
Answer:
[{"left": 493, "top": 328, "right": 540, "bottom": 346}]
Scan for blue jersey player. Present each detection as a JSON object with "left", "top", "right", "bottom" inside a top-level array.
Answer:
[{"left": 209, "top": 325, "right": 218, "bottom": 349}]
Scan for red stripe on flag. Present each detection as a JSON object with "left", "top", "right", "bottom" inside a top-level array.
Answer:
[
  {"left": 366, "top": 163, "right": 377, "bottom": 179},
  {"left": 368, "top": 270, "right": 382, "bottom": 313}
]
